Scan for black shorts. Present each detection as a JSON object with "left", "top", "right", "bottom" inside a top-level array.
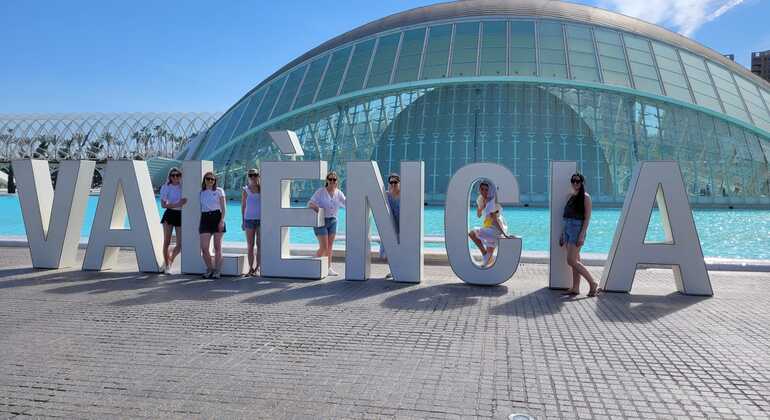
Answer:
[
  {"left": 199, "top": 210, "right": 227, "bottom": 234},
  {"left": 160, "top": 209, "right": 182, "bottom": 227}
]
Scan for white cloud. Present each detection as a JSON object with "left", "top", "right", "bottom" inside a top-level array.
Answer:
[{"left": 597, "top": 0, "right": 745, "bottom": 36}]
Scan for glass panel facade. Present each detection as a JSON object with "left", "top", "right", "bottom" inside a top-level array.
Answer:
[
  {"left": 566, "top": 25, "right": 599, "bottom": 82},
  {"left": 317, "top": 47, "right": 352, "bottom": 101},
  {"left": 538, "top": 21, "right": 567, "bottom": 78},
  {"left": 706, "top": 62, "right": 750, "bottom": 122},
  {"left": 394, "top": 28, "right": 426, "bottom": 83},
  {"left": 340, "top": 39, "right": 375, "bottom": 94},
  {"left": 480, "top": 21, "right": 507, "bottom": 76},
  {"left": 623, "top": 34, "right": 662, "bottom": 95},
  {"left": 679, "top": 51, "right": 723, "bottom": 113},
  {"left": 271, "top": 65, "right": 306, "bottom": 118},
  {"left": 206, "top": 82, "right": 770, "bottom": 206},
  {"left": 735, "top": 76, "right": 770, "bottom": 132},
  {"left": 510, "top": 21, "right": 536, "bottom": 76},
  {"left": 594, "top": 28, "right": 631, "bottom": 87},
  {"left": 450, "top": 22, "right": 479, "bottom": 77},
  {"left": 251, "top": 76, "right": 286, "bottom": 128},
  {"left": 367, "top": 33, "right": 401, "bottom": 88},
  {"left": 231, "top": 89, "right": 265, "bottom": 140},
  {"left": 651, "top": 41, "right": 693, "bottom": 103},
  {"left": 422, "top": 24, "right": 452, "bottom": 79},
  {"left": 293, "top": 56, "right": 329, "bottom": 110}
]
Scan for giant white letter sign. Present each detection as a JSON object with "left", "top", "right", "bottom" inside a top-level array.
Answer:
[
  {"left": 82, "top": 160, "right": 164, "bottom": 272},
  {"left": 445, "top": 163, "right": 522, "bottom": 286},
  {"left": 260, "top": 160, "right": 328, "bottom": 279},
  {"left": 345, "top": 161, "right": 424, "bottom": 283},
  {"left": 12, "top": 159, "right": 94, "bottom": 268},
  {"left": 600, "top": 161, "right": 713, "bottom": 296},
  {"left": 549, "top": 161, "right": 577, "bottom": 289}
]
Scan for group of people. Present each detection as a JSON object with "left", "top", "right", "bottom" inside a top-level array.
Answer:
[{"left": 156, "top": 167, "right": 598, "bottom": 296}]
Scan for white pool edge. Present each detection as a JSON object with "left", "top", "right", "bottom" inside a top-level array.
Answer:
[{"left": 1, "top": 236, "right": 768, "bottom": 272}]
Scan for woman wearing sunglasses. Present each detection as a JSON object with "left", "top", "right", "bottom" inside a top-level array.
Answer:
[
  {"left": 380, "top": 173, "right": 401, "bottom": 279},
  {"left": 469, "top": 181, "right": 512, "bottom": 268},
  {"left": 199, "top": 172, "right": 226, "bottom": 279},
  {"left": 159, "top": 167, "right": 187, "bottom": 274},
  {"left": 308, "top": 171, "right": 346, "bottom": 276},
  {"left": 241, "top": 169, "right": 261, "bottom": 276},
  {"left": 560, "top": 173, "right": 599, "bottom": 297}
]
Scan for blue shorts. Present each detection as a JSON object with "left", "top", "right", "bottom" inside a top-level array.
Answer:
[
  {"left": 242, "top": 219, "right": 260, "bottom": 231},
  {"left": 561, "top": 218, "right": 584, "bottom": 245},
  {"left": 314, "top": 217, "right": 338, "bottom": 236}
]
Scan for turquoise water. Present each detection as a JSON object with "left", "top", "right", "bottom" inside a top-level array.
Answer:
[{"left": 0, "top": 195, "right": 768, "bottom": 260}]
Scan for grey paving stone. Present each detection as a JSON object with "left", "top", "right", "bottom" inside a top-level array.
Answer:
[{"left": 0, "top": 247, "right": 769, "bottom": 419}]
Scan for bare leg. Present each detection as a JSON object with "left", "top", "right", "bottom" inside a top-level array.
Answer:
[
  {"left": 213, "top": 232, "right": 224, "bottom": 271},
  {"left": 327, "top": 234, "right": 336, "bottom": 268},
  {"left": 254, "top": 228, "right": 261, "bottom": 272},
  {"left": 567, "top": 244, "right": 598, "bottom": 295},
  {"left": 468, "top": 230, "right": 487, "bottom": 255},
  {"left": 200, "top": 234, "right": 213, "bottom": 271},
  {"left": 162, "top": 223, "right": 173, "bottom": 267},
  {"left": 245, "top": 227, "right": 256, "bottom": 273},
  {"left": 169, "top": 226, "right": 182, "bottom": 266},
  {"left": 315, "top": 234, "right": 327, "bottom": 259}
]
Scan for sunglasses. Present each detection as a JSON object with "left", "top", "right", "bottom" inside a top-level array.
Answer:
[
  {"left": 170, "top": 173, "right": 181, "bottom": 178},
  {"left": 205, "top": 177, "right": 215, "bottom": 182},
  {"left": 389, "top": 180, "right": 399, "bottom": 185},
  {"left": 327, "top": 178, "right": 338, "bottom": 182},
  {"left": 248, "top": 173, "right": 259, "bottom": 178},
  {"left": 571, "top": 179, "right": 583, "bottom": 184}
]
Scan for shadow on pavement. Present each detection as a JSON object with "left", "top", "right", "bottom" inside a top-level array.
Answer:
[
  {"left": 594, "top": 291, "right": 709, "bottom": 323},
  {"left": 242, "top": 277, "right": 414, "bottom": 306},
  {"left": 0, "top": 267, "right": 133, "bottom": 290},
  {"left": 380, "top": 283, "right": 508, "bottom": 311},
  {"left": 488, "top": 287, "right": 567, "bottom": 318}
]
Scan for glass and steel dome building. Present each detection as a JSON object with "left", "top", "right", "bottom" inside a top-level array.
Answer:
[{"left": 188, "top": 0, "right": 770, "bottom": 205}]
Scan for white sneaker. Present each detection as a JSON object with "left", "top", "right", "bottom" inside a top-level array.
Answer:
[
  {"left": 328, "top": 267, "right": 339, "bottom": 276},
  {"left": 481, "top": 252, "right": 490, "bottom": 266},
  {"left": 384, "top": 272, "right": 393, "bottom": 280},
  {"left": 163, "top": 266, "right": 172, "bottom": 275}
]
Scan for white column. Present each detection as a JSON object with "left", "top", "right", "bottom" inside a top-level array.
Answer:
[
  {"left": 345, "top": 161, "right": 424, "bottom": 283},
  {"left": 549, "top": 161, "right": 577, "bottom": 289},
  {"left": 12, "top": 159, "right": 94, "bottom": 269},
  {"left": 444, "top": 163, "right": 522, "bottom": 286},
  {"left": 601, "top": 161, "right": 713, "bottom": 296},
  {"left": 82, "top": 160, "right": 163, "bottom": 272}
]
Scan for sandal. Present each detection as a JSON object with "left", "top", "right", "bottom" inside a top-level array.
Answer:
[{"left": 587, "top": 282, "right": 599, "bottom": 297}]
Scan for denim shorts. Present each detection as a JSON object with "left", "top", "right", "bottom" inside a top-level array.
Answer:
[
  {"left": 242, "top": 219, "right": 260, "bottom": 231},
  {"left": 314, "top": 217, "right": 338, "bottom": 236},
  {"left": 561, "top": 218, "right": 584, "bottom": 245}
]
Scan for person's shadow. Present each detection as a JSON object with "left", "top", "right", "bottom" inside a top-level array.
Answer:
[
  {"left": 594, "top": 291, "right": 709, "bottom": 323},
  {"left": 380, "top": 283, "right": 508, "bottom": 311},
  {"left": 488, "top": 287, "right": 568, "bottom": 318},
  {"left": 242, "top": 277, "right": 414, "bottom": 306}
]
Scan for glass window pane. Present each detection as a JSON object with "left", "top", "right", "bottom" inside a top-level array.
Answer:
[
  {"left": 232, "top": 89, "right": 266, "bottom": 139},
  {"left": 650, "top": 42, "right": 693, "bottom": 103},
  {"left": 707, "top": 61, "right": 750, "bottom": 122},
  {"left": 735, "top": 75, "right": 770, "bottom": 132},
  {"left": 394, "top": 28, "right": 426, "bottom": 83},
  {"left": 317, "top": 47, "right": 352, "bottom": 101},
  {"left": 340, "top": 39, "right": 375, "bottom": 94},
  {"left": 451, "top": 22, "right": 479, "bottom": 77},
  {"left": 271, "top": 65, "right": 307, "bottom": 117},
  {"left": 293, "top": 56, "right": 329, "bottom": 109},
  {"left": 679, "top": 51, "right": 722, "bottom": 113},
  {"left": 510, "top": 21, "right": 536, "bottom": 76},
  {"left": 538, "top": 21, "right": 566, "bottom": 79},
  {"left": 623, "top": 34, "right": 662, "bottom": 95},
  {"left": 595, "top": 28, "right": 630, "bottom": 87},
  {"left": 480, "top": 21, "right": 506, "bottom": 76},
  {"left": 367, "top": 33, "right": 400, "bottom": 87},
  {"left": 422, "top": 24, "right": 452, "bottom": 79},
  {"left": 251, "top": 75, "right": 286, "bottom": 128}
]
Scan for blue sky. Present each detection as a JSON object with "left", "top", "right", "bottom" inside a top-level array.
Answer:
[{"left": 0, "top": 0, "right": 767, "bottom": 114}]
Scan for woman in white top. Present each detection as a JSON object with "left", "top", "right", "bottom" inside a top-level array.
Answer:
[
  {"left": 159, "top": 168, "right": 187, "bottom": 274},
  {"left": 468, "top": 181, "right": 512, "bottom": 268},
  {"left": 198, "top": 171, "right": 227, "bottom": 279},
  {"left": 241, "top": 168, "right": 261, "bottom": 277},
  {"left": 308, "top": 171, "right": 346, "bottom": 276}
]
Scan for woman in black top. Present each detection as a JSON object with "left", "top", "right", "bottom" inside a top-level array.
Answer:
[{"left": 560, "top": 173, "right": 599, "bottom": 297}]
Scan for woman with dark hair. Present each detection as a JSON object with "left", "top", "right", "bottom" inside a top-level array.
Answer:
[
  {"left": 308, "top": 171, "right": 346, "bottom": 276},
  {"left": 199, "top": 171, "right": 226, "bottom": 279},
  {"left": 241, "top": 168, "right": 261, "bottom": 276},
  {"left": 560, "top": 173, "right": 599, "bottom": 297},
  {"left": 469, "top": 180, "right": 511, "bottom": 268},
  {"left": 159, "top": 167, "right": 186, "bottom": 274},
  {"left": 381, "top": 173, "right": 400, "bottom": 279}
]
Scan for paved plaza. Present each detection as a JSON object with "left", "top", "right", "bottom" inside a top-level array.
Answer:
[{"left": 1, "top": 247, "right": 769, "bottom": 419}]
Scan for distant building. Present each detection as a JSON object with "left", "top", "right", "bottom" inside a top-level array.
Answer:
[
  {"left": 723, "top": 54, "right": 735, "bottom": 61},
  {"left": 752, "top": 50, "right": 770, "bottom": 82}
]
